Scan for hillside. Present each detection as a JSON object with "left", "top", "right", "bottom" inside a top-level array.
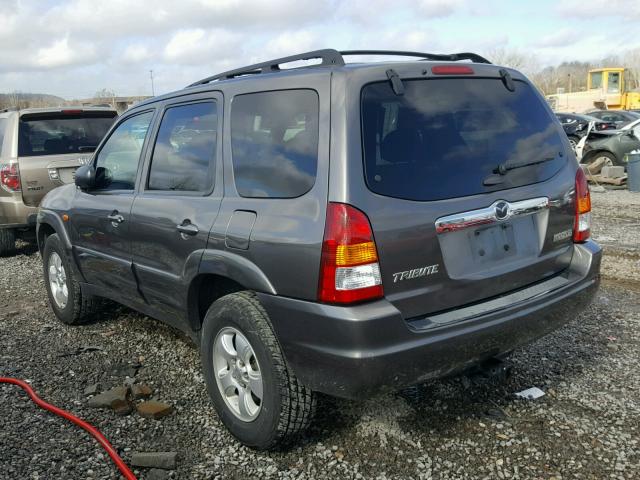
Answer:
[{"left": 0, "top": 92, "right": 66, "bottom": 109}]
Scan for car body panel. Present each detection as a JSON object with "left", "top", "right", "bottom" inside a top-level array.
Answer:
[{"left": 130, "top": 91, "right": 225, "bottom": 323}]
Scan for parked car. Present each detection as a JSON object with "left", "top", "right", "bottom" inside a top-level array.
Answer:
[
  {"left": 0, "top": 107, "right": 117, "bottom": 254},
  {"left": 581, "top": 118, "right": 640, "bottom": 167},
  {"left": 37, "top": 49, "right": 601, "bottom": 449},
  {"left": 555, "top": 112, "right": 616, "bottom": 149},
  {"left": 586, "top": 109, "right": 640, "bottom": 129}
]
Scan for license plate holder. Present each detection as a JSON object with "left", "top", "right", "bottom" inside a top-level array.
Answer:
[{"left": 470, "top": 223, "right": 516, "bottom": 262}]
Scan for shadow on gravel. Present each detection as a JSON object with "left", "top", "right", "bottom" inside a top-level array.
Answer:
[
  {"left": 288, "top": 294, "right": 617, "bottom": 449},
  {"left": 1, "top": 240, "right": 39, "bottom": 258}
]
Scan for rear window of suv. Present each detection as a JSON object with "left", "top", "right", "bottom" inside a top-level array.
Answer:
[
  {"left": 361, "top": 78, "right": 565, "bottom": 201},
  {"left": 18, "top": 111, "right": 117, "bottom": 157}
]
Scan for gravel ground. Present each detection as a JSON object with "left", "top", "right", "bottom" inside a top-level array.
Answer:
[{"left": 1, "top": 189, "right": 639, "bottom": 480}]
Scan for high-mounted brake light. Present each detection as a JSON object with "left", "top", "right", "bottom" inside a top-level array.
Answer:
[
  {"left": 431, "top": 65, "right": 474, "bottom": 75},
  {"left": 0, "top": 163, "right": 21, "bottom": 192},
  {"left": 62, "top": 109, "right": 83, "bottom": 115},
  {"left": 318, "top": 203, "right": 383, "bottom": 304},
  {"left": 573, "top": 167, "right": 591, "bottom": 243}
]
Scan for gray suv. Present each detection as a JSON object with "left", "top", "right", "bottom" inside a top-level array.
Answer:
[{"left": 37, "top": 49, "right": 601, "bottom": 449}]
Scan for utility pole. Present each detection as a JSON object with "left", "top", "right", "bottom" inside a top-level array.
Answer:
[{"left": 149, "top": 70, "right": 155, "bottom": 96}]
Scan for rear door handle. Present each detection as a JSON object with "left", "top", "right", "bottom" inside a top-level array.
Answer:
[
  {"left": 177, "top": 221, "right": 199, "bottom": 236},
  {"left": 107, "top": 212, "right": 124, "bottom": 225}
]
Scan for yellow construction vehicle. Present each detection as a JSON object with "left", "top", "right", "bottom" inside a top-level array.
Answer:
[{"left": 548, "top": 67, "right": 640, "bottom": 112}]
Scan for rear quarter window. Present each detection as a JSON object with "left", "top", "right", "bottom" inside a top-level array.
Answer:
[
  {"left": 231, "top": 89, "right": 319, "bottom": 198},
  {"left": 361, "top": 78, "right": 566, "bottom": 201}
]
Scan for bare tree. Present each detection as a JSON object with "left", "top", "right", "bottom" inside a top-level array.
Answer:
[
  {"left": 623, "top": 48, "right": 640, "bottom": 90},
  {"left": 94, "top": 88, "right": 116, "bottom": 99},
  {"left": 487, "top": 47, "right": 539, "bottom": 75}
]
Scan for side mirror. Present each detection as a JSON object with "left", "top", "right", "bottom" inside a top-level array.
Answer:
[{"left": 75, "top": 165, "right": 95, "bottom": 190}]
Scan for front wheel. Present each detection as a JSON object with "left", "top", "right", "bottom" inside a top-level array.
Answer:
[
  {"left": 43, "top": 233, "right": 102, "bottom": 325},
  {"left": 201, "top": 291, "right": 315, "bottom": 449}
]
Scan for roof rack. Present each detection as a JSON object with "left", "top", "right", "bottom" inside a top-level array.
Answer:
[
  {"left": 187, "top": 48, "right": 492, "bottom": 87},
  {"left": 340, "top": 50, "right": 492, "bottom": 64},
  {"left": 188, "top": 49, "right": 345, "bottom": 87}
]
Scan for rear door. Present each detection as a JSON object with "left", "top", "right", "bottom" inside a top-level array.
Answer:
[
  {"left": 17, "top": 109, "right": 117, "bottom": 206},
  {"left": 130, "top": 94, "right": 223, "bottom": 324},
  {"left": 353, "top": 71, "right": 577, "bottom": 320}
]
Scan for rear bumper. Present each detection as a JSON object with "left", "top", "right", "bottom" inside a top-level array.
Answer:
[
  {"left": 259, "top": 240, "right": 602, "bottom": 399},
  {"left": 0, "top": 195, "right": 37, "bottom": 228}
]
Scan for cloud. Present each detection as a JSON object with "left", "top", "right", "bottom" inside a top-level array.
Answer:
[
  {"left": 163, "top": 29, "right": 241, "bottom": 65},
  {"left": 0, "top": 0, "right": 636, "bottom": 98},
  {"left": 36, "top": 37, "right": 97, "bottom": 69},
  {"left": 556, "top": 0, "right": 640, "bottom": 19},
  {"left": 533, "top": 29, "right": 581, "bottom": 48},
  {"left": 417, "top": 0, "right": 466, "bottom": 17},
  {"left": 122, "top": 45, "right": 152, "bottom": 64}
]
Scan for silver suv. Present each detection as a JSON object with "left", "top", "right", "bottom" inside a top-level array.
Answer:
[
  {"left": 0, "top": 107, "right": 117, "bottom": 254},
  {"left": 37, "top": 50, "right": 601, "bottom": 449}
]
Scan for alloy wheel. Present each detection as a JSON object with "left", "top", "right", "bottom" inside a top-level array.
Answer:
[
  {"left": 212, "top": 327, "right": 263, "bottom": 421},
  {"left": 48, "top": 252, "right": 68, "bottom": 309}
]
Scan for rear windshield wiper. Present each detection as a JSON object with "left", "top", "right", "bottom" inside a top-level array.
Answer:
[
  {"left": 483, "top": 154, "right": 561, "bottom": 186},
  {"left": 495, "top": 154, "right": 560, "bottom": 175}
]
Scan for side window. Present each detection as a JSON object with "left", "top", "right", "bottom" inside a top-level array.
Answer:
[
  {"left": 608, "top": 72, "right": 620, "bottom": 93},
  {"left": 231, "top": 89, "right": 319, "bottom": 198},
  {"left": 148, "top": 102, "right": 217, "bottom": 192},
  {"left": 94, "top": 111, "right": 153, "bottom": 191}
]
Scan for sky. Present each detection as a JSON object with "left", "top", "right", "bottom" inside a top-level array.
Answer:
[{"left": 1, "top": 0, "right": 639, "bottom": 99}]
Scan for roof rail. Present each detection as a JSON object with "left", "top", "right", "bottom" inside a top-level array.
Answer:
[
  {"left": 188, "top": 49, "right": 345, "bottom": 87},
  {"left": 186, "top": 48, "right": 492, "bottom": 88},
  {"left": 340, "top": 50, "right": 492, "bottom": 64}
]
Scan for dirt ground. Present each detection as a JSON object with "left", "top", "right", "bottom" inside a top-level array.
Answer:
[{"left": 1, "top": 189, "right": 639, "bottom": 480}]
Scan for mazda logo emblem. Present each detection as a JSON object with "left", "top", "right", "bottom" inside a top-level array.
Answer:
[{"left": 495, "top": 201, "right": 510, "bottom": 220}]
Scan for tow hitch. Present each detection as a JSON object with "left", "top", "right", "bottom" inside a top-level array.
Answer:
[{"left": 467, "top": 357, "right": 513, "bottom": 384}]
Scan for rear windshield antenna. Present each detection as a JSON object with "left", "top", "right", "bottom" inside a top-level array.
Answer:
[
  {"left": 499, "top": 68, "right": 515, "bottom": 92},
  {"left": 386, "top": 69, "right": 405, "bottom": 95}
]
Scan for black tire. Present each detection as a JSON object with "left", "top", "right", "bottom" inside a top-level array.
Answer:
[
  {"left": 568, "top": 135, "right": 580, "bottom": 151},
  {"left": 201, "top": 291, "right": 315, "bottom": 449},
  {"left": 43, "top": 233, "right": 102, "bottom": 325},
  {"left": 0, "top": 228, "right": 16, "bottom": 256},
  {"left": 585, "top": 151, "right": 618, "bottom": 168}
]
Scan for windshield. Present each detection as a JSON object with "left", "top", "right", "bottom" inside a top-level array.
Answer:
[
  {"left": 18, "top": 112, "right": 116, "bottom": 157},
  {"left": 361, "top": 78, "right": 566, "bottom": 201}
]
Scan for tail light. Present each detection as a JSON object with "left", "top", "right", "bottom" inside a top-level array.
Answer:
[
  {"left": 318, "top": 203, "right": 383, "bottom": 304},
  {"left": 573, "top": 167, "right": 591, "bottom": 242},
  {"left": 0, "top": 163, "right": 21, "bottom": 192}
]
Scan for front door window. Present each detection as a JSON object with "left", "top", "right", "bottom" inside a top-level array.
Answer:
[{"left": 94, "top": 111, "right": 154, "bottom": 191}]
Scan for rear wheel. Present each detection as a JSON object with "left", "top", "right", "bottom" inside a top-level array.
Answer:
[
  {"left": 568, "top": 135, "right": 580, "bottom": 151},
  {"left": 586, "top": 151, "right": 617, "bottom": 169},
  {"left": 43, "top": 233, "right": 102, "bottom": 325},
  {"left": 0, "top": 228, "right": 16, "bottom": 256},
  {"left": 201, "top": 291, "right": 315, "bottom": 449}
]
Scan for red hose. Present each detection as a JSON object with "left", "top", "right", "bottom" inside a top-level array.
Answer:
[{"left": 0, "top": 377, "right": 137, "bottom": 480}]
